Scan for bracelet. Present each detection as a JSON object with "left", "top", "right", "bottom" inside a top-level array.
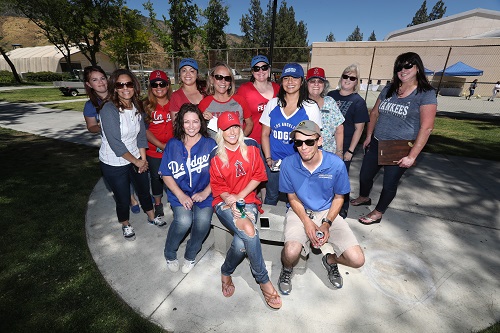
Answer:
[
  {"left": 347, "top": 149, "right": 354, "bottom": 154},
  {"left": 265, "top": 157, "right": 272, "bottom": 161},
  {"left": 336, "top": 150, "right": 343, "bottom": 153}
]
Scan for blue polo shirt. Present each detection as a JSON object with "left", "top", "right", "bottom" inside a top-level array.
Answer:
[{"left": 279, "top": 151, "right": 350, "bottom": 211}]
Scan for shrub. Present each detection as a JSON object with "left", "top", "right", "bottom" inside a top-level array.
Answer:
[
  {"left": 0, "top": 70, "right": 16, "bottom": 84},
  {"left": 24, "top": 71, "right": 73, "bottom": 82}
]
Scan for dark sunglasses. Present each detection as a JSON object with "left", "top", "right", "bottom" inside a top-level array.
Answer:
[
  {"left": 252, "top": 65, "right": 270, "bottom": 72},
  {"left": 396, "top": 63, "right": 415, "bottom": 72},
  {"left": 342, "top": 74, "right": 357, "bottom": 81},
  {"left": 213, "top": 74, "right": 232, "bottom": 82},
  {"left": 115, "top": 81, "right": 134, "bottom": 89},
  {"left": 293, "top": 138, "right": 319, "bottom": 147},
  {"left": 151, "top": 81, "right": 168, "bottom": 88}
]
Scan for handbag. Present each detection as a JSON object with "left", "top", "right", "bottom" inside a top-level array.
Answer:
[{"left": 378, "top": 140, "right": 414, "bottom": 165}]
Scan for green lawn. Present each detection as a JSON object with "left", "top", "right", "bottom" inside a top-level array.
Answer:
[
  {"left": 425, "top": 117, "right": 500, "bottom": 161},
  {"left": 0, "top": 128, "right": 164, "bottom": 332},
  {"left": 0, "top": 87, "right": 84, "bottom": 103}
]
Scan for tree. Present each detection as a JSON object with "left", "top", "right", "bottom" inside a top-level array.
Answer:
[
  {"left": 368, "top": 30, "right": 376, "bottom": 41},
  {"left": 169, "top": 0, "right": 199, "bottom": 55},
  {"left": 143, "top": 0, "right": 172, "bottom": 53},
  {"left": 203, "top": 0, "right": 229, "bottom": 50},
  {"left": 240, "top": 0, "right": 269, "bottom": 49},
  {"left": 104, "top": 7, "right": 151, "bottom": 68},
  {"left": 10, "top": 0, "right": 125, "bottom": 68},
  {"left": 428, "top": 0, "right": 446, "bottom": 21},
  {"left": 273, "top": 0, "right": 308, "bottom": 63},
  {"left": 346, "top": 26, "right": 363, "bottom": 41},
  {"left": 0, "top": 0, "right": 22, "bottom": 83},
  {"left": 325, "top": 32, "right": 335, "bottom": 42},
  {"left": 408, "top": 0, "right": 429, "bottom": 27},
  {"left": 10, "top": 0, "right": 76, "bottom": 71}
]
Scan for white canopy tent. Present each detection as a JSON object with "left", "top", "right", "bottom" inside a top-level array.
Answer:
[{"left": 0, "top": 45, "right": 116, "bottom": 74}]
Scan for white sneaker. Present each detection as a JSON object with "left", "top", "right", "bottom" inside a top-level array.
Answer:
[
  {"left": 149, "top": 216, "right": 167, "bottom": 227},
  {"left": 122, "top": 225, "right": 136, "bottom": 241},
  {"left": 181, "top": 260, "right": 196, "bottom": 274},
  {"left": 166, "top": 259, "right": 179, "bottom": 272}
]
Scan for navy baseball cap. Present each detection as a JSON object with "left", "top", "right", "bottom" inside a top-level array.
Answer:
[
  {"left": 251, "top": 55, "right": 269, "bottom": 68},
  {"left": 179, "top": 58, "right": 198, "bottom": 71},
  {"left": 281, "top": 63, "right": 304, "bottom": 78}
]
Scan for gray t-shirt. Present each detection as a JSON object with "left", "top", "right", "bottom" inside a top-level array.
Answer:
[{"left": 374, "top": 85, "right": 437, "bottom": 140}]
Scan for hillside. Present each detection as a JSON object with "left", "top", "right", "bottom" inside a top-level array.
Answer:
[{"left": 1, "top": 15, "right": 243, "bottom": 53}]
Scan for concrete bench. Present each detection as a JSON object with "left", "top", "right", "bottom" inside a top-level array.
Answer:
[{"left": 211, "top": 202, "right": 308, "bottom": 272}]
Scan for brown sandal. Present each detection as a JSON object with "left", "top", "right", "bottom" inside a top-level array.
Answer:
[
  {"left": 221, "top": 275, "right": 235, "bottom": 298},
  {"left": 350, "top": 197, "right": 371, "bottom": 206},
  {"left": 260, "top": 285, "right": 282, "bottom": 310}
]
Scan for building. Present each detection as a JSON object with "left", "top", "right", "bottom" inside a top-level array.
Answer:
[{"left": 310, "top": 8, "right": 500, "bottom": 97}]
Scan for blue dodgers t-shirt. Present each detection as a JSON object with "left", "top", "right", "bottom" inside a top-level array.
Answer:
[
  {"left": 259, "top": 98, "right": 323, "bottom": 160},
  {"left": 374, "top": 85, "right": 437, "bottom": 140},
  {"left": 159, "top": 136, "right": 216, "bottom": 208},
  {"left": 279, "top": 151, "right": 350, "bottom": 212}
]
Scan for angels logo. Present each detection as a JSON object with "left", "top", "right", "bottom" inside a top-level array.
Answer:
[
  {"left": 227, "top": 113, "right": 235, "bottom": 121},
  {"left": 234, "top": 160, "right": 246, "bottom": 177}
]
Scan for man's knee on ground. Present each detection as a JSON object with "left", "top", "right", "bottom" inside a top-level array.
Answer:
[{"left": 345, "top": 245, "right": 365, "bottom": 268}]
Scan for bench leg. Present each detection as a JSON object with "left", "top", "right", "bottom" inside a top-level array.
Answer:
[
  {"left": 295, "top": 254, "right": 308, "bottom": 274},
  {"left": 213, "top": 226, "right": 232, "bottom": 254}
]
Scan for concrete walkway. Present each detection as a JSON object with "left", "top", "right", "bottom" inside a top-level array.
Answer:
[{"left": 1, "top": 101, "right": 499, "bottom": 332}]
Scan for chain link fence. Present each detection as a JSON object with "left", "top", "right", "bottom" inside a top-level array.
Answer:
[{"left": 130, "top": 42, "right": 500, "bottom": 118}]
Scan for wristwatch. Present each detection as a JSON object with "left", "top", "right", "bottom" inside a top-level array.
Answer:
[{"left": 322, "top": 217, "right": 332, "bottom": 227}]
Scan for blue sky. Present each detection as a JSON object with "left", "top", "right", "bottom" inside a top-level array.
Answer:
[{"left": 125, "top": 0, "right": 500, "bottom": 43}]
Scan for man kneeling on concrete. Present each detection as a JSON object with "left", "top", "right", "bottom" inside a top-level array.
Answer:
[{"left": 278, "top": 120, "right": 365, "bottom": 293}]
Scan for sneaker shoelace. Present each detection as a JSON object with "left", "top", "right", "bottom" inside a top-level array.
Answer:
[{"left": 280, "top": 269, "right": 292, "bottom": 283}]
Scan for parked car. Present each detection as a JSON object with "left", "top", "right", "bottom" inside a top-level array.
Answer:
[{"left": 53, "top": 79, "right": 86, "bottom": 97}]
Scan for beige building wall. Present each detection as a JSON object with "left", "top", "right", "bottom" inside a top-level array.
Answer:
[
  {"left": 385, "top": 9, "right": 500, "bottom": 41},
  {"left": 310, "top": 39, "right": 500, "bottom": 96}
]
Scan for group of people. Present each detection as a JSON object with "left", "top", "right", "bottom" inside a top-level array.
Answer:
[{"left": 83, "top": 51, "right": 437, "bottom": 310}]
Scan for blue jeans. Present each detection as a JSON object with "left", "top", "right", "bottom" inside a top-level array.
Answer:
[
  {"left": 358, "top": 138, "right": 407, "bottom": 213},
  {"left": 214, "top": 203, "right": 270, "bottom": 284},
  {"left": 164, "top": 205, "right": 213, "bottom": 261},
  {"left": 100, "top": 162, "right": 153, "bottom": 222},
  {"left": 342, "top": 147, "right": 353, "bottom": 213},
  {"left": 146, "top": 156, "right": 163, "bottom": 198}
]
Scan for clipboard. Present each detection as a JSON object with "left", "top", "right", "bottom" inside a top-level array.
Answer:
[{"left": 378, "top": 140, "right": 414, "bottom": 165}]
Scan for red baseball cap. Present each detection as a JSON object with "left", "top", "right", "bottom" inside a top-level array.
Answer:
[
  {"left": 306, "top": 67, "right": 326, "bottom": 81},
  {"left": 149, "top": 70, "right": 169, "bottom": 83},
  {"left": 217, "top": 112, "right": 240, "bottom": 131}
]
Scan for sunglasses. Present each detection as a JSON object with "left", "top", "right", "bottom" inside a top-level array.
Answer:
[
  {"left": 252, "top": 65, "right": 270, "bottom": 72},
  {"left": 396, "top": 63, "right": 415, "bottom": 72},
  {"left": 151, "top": 81, "right": 168, "bottom": 88},
  {"left": 213, "top": 74, "right": 232, "bottom": 82},
  {"left": 342, "top": 74, "right": 357, "bottom": 81},
  {"left": 115, "top": 81, "right": 134, "bottom": 89},
  {"left": 293, "top": 138, "right": 319, "bottom": 147}
]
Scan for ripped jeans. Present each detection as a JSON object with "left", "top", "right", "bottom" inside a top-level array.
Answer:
[{"left": 214, "top": 202, "right": 270, "bottom": 284}]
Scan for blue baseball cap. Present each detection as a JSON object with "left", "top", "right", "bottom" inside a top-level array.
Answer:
[
  {"left": 179, "top": 58, "right": 198, "bottom": 71},
  {"left": 251, "top": 55, "right": 269, "bottom": 68},
  {"left": 281, "top": 63, "right": 304, "bottom": 78}
]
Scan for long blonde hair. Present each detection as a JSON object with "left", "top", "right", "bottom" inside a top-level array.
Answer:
[{"left": 215, "top": 127, "right": 248, "bottom": 168}]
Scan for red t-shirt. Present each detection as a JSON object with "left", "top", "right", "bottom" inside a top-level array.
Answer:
[
  {"left": 169, "top": 89, "right": 191, "bottom": 113},
  {"left": 145, "top": 102, "right": 173, "bottom": 158},
  {"left": 210, "top": 143, "right": 267, "bottom": 207},
  {"left": 236, "top": 81, "right": 279, "bottom": 144}
]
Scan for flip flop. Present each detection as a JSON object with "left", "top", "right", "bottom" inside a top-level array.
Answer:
[
  {"left": 358, "top": 215, "right": 382, "bottom": 225},
  {"left": 221, "top": 275, "right": 235, "bottom": 298},
  {"left": 260, "top": 286, "right": 282, "bottom": 310},
  {"left": 130, "top": 204, "right": 140, "bottom": 214},
  {"left": 350, "top": 198, "right": 372, "bottom": 206}
]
